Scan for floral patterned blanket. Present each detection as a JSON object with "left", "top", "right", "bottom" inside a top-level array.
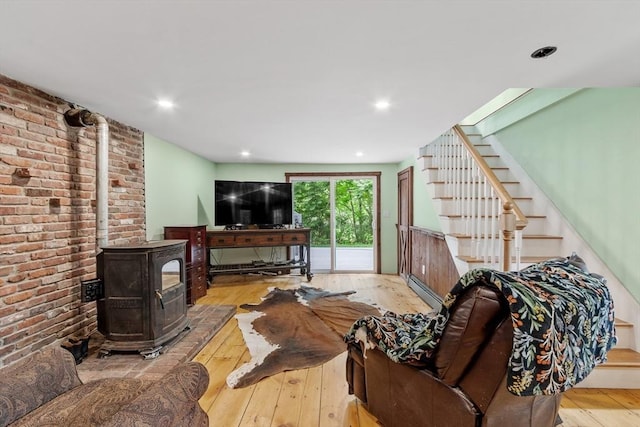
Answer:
[{"left": 344, "top": 259, "right": 617, "bottom": 396}]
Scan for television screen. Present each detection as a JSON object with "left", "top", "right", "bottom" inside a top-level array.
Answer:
[{"left": 214, "top": 180, "right": 293, "bottom": 227}]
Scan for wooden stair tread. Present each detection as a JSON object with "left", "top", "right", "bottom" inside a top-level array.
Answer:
[
  {"left": 441, "top": 214, "right": 547, "bottom": 219},
  {"left": 424, "top": 144, "right": 491, "bottom": 149},
  {"left": 425, "top": 166, "right": 509, "bottom": 171},
  {"left": 430, "top": 180, "right": 519, "bottom": 185},
  {"left": 598, "top": 348, "right": 640, "bottom": 368},
  {"left": 421, "top": 154, "right": 499, "bottom": 159},
  {"left": 433, "top": 195, "right": 531, "bottom": 200},
  {"left": 420, "top": 154, "right": 500, "bottom": 159},
  {"left": 449, "top": 233, "right": 562, "bottom": 240},
  {"left": 615, "top": 318, "right": 633, "bottom": 328},
  {"left": 457, "top": 255, "right": 555, "bottom": 263}
]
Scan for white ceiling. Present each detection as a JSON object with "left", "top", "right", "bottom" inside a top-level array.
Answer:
[{"left": 1, "top": 1, "right": 639, "bottom": 164}]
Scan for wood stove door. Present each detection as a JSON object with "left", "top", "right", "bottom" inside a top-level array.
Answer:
[{"left": 151, "top": 250, "right": 189, "bottom": 344}]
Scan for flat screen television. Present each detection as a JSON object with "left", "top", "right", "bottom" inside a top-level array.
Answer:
[{"left": 214, "top": 180, "right": 293, "bottom": 228}]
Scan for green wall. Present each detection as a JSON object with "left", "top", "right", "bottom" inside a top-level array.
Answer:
[
  {"left": 215, "top": 163, "right": 399, "bottom": 274},
  {"left": 487, "top": 88, "right": 640, "bottom": 301},
  {"left": 143, "top": 137, "right": 400, "bottom": 273},
  {"left": 144, "top": 134, "right": 216, "bottom": 240},
  {"left": 143, "top": 88, "right": 640, "bottom": 291},
  {"left": 475, "top": 89, "right": 581, "bottom": 136}
]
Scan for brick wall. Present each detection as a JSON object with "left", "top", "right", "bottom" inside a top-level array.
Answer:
[{"left": 0, "top": 74, "right": 146, "bottom": 367}]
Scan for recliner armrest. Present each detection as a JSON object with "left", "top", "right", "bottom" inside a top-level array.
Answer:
[{"left": 434, "top": 286, "right": 506, "bottom": 385}]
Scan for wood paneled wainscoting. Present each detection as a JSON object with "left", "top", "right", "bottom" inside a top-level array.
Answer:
[{"left": 407, "top": 226, "right": 459, "bottom": 307}]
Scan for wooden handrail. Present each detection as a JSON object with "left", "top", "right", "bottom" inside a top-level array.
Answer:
[{"left": 452, "top": 125, "right": 528, "bottom": 230}]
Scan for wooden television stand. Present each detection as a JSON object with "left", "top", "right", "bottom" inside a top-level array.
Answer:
[{"left": 206, "top": 228, "right": 313, "bottom": 282}]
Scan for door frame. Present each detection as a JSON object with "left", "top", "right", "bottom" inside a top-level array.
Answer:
[
  {"left": 286, "top": 171, "right": 381, "bottom": 273},
  {"left": 397, "top": 166, "right": 413, "bottom": 279}
]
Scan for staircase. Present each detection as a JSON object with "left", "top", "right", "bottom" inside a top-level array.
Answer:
[
  {"left": 420, "top": 125, "right": 563, "bottom": 273},
  {"left": 420, "top": 125, "right": 640, "bottom": 388}
]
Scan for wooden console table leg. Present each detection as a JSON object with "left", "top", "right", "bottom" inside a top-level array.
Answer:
[{"left": 304, "top": 242, "right": 313, "bottom": 281}]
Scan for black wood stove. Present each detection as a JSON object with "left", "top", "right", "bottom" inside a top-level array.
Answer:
[{"left": 96, "top": 240, "right": 189, "bottom": 358}]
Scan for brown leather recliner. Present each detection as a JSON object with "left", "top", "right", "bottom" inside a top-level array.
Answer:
[{"left": 346, "top": 285, "right": 562, "bottom": 427}]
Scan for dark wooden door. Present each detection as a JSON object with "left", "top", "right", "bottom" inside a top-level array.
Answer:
[{"left": 397, "top": 167, "right": 413, "bottom": 279}]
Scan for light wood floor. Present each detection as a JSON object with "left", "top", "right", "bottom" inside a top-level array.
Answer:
[{"left": 194, "top": 273, "right": 640, "bottom": 427}]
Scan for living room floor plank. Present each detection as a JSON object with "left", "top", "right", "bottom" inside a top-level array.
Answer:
[
  {"left": 239, "top": 373, "right": 284, "bottom": 426},
  {"left": 270, "top": 369, "right": 307, "bottom": 426},
  {"left": 192, "top": 320, "right": 236, "bottom": 364},
  {"left": 205, "top": 363, "right": 255, "bottom": 427},
  {"left": 195, "top": 273, "right": 637, "bottom": 427},
  {"left": 319, "top": 352, "right": 350, "bottom": 427},
  {"left": 297, "top": 364, "right": 323, "bottom": 426},
  {"left": 198, "top": 332, "right": 247, "bottom": 413},
  {"left": 561, "top": 389, "right": 640, "bottom": 427}
]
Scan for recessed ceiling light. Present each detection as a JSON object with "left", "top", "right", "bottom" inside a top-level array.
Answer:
[
  {"left": 240, "top": 150, "right": 251, "bottom": 157},
  {"left": 356, "top": 151, "right": 364, "bottom": 157},
  {"left": 374, "top": 99, "right": 391, "bottom": 111},
  {"left": 530, "top": 46, "right": 557, "bottom": 59},
  {"left": 157, "top": 98, "right": 175, "bottom": 109}
]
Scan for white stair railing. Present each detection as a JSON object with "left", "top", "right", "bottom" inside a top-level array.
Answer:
[{"left": 425, "top": 125, "right": 527, "bottom": 271}]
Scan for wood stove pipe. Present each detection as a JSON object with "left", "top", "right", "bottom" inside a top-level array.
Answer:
[{"left": 64, "top": 108, "right": 109, "bottom": 250}]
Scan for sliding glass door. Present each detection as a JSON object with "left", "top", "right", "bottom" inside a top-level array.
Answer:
[
  {"left": 333, "top": 178, "right": 374, "bottom": 270},
  {"left": 289, "top": 174, "right": 378, "bottom": 273},
  {"left": 291, "top": 180, "right": 331, "bottom": 270}
]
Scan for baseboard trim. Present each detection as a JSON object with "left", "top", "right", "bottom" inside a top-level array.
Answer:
[{"left": 407, "top": 274, "right": 443, "bottom": 309}]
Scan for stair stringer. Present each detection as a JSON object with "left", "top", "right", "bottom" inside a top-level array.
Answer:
[{"left": 484, "top": 132, "right": 640, "bottom": 353}]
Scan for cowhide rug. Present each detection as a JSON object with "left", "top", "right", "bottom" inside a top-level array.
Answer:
[{"left": 226, "top": 286, "right": 380, "bottom": 388}]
